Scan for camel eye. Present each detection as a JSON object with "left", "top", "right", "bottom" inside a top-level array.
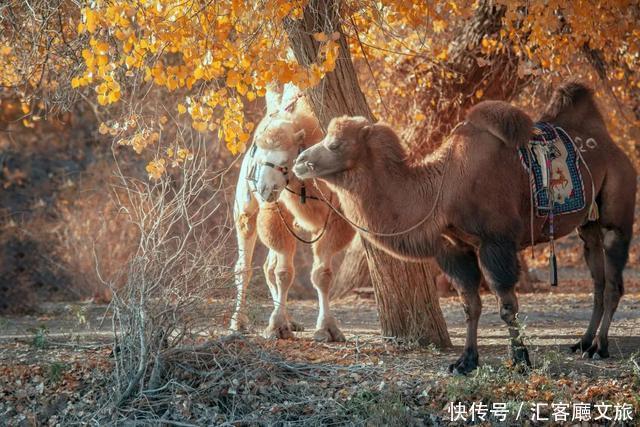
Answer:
[{"left": 328, "top": 141, "right": 341, "bottom": 151}]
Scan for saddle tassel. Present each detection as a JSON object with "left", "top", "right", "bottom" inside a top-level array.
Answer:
[
  {"left": 588, "top": 201, "right": 599, "bottom": 222},
  {"left": 549, "top": 244, "right": 558, "bottom": 287},
  {"left": 300, "top": 182, "right": 306, "bottom": 204}
]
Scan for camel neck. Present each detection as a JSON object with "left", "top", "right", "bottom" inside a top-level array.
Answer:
[{"left": 327, "top": 153, "right": 446, "bottom": 260}]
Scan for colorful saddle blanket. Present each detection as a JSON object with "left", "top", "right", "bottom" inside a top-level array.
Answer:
[{"left": 519, "top": 122, "right": 585, "bottom": 217}]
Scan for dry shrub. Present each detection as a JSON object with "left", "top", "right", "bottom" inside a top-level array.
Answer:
[{"left": 79, "top": 134, "right": 240, "bottom": 423}]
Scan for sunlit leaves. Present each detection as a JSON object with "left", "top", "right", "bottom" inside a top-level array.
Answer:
[
  {"left": 145, "top": 158, "right": 166, "bottom": 180},
  {"left": 71, "top": 0, "right": 347, "bottom": 164}
]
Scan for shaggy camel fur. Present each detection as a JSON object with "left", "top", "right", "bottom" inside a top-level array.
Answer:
[
  {"left": 293, "top": 82, "right": 636, "bottom": 374},
  {"left": 231, "top": 84, "right": 354, "bottom": 341}
]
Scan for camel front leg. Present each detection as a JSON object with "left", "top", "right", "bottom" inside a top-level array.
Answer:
[
  {"left": 263, "top": 250, "right": 296, "bottom": 339},
  {"left": 230, "top": 211, "right": 258, "bottom": 332},
  {"left": 310, "top": 251, "right": 345, "bottom": 342},
  {"left": 437, "top": 246, "right": 482, "bottom": 374},
  {"left": 264, "top": 250, "right": 304, "bottom": 332},
  {"left": 479, "top": 238, "right": 531, "bottom": 369}
]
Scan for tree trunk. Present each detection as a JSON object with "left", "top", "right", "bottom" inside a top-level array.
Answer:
[{"left": 286, "top": 0, "right": 451, "bottom": 347}]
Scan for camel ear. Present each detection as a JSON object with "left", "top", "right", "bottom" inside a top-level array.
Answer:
[
  {"left": 358, "top": 125, "right": 372, "bottom": 142},
  {"left": 294, "top": 129, "right": 305, "bottom": 143}
]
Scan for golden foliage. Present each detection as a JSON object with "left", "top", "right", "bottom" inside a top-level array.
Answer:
[
  {"left": 3, "top": 1, "right": 639, "bottom": 176},
  {"left": 71, "top": 0, "right": 346, "bottom": 156}
]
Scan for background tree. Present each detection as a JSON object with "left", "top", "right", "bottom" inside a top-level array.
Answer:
[{"left": 2, "top": 0, "right": 639, "bottom": 341}]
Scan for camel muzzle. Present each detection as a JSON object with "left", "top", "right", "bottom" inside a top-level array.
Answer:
[
  {"left": 293, "top": 150, "right": 319, "bottom": 178},
  {"left": 292, "top": 161, "right": 315, "bottom": 179}
]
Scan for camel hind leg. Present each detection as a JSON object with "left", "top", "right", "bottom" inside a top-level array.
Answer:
[
  {"left": 581, "top": 225, "right": 631, "bottom": 359},
  {"left": 580, "top": 165, "right": 635, "bottom": 359},
  {"left": 571, "top": 221, "right": 605, "bottom": 353},
  {"left": 582, "top": 228, "right": 631, "bottom": 359}
]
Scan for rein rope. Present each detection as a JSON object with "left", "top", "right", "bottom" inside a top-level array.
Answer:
[{"left": 275, "top": 194, "right": 332, "bottom": 244}]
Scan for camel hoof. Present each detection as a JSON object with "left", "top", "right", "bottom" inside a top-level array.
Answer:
[
  {"left": 512, "top": 347, "right": 532, "bottom": 368},
  {"left": 581, "top": 341, "right": 609, "bottom": 359},
  {"left": 313, "top": 325, "right": 346, "bottom": 343},
  {"left": 448, "top": 350, "right": 479, "bottom": 375},
  {"left": 263, "top": 322, "right": 295, "bottom": 340},
  {"left": 570, "top": 339, "right": 592, "bottom": 354},
  {"left": 229, "top": 313, "right": 250, "bottom": 332},
  {"left": 289, "top": 318, "right": 305, "bottom": 332}
]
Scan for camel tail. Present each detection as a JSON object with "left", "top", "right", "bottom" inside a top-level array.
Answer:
[
  {"left": 466, "top": 100, "right": 533, "bottom": 148},
  {"left": 539, "top": 81, "right": 606, "bottom": 127}
]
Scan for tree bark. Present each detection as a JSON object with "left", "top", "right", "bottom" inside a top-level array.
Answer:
[{"left": 286, "top": 0, "right": 450, "bottom": 347}]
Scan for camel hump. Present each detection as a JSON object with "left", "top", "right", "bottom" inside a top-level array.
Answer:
[
  {"left": 539, "top": 81, "right": 606, "bottom": 127},
  {"left": 465, "top": 100, "right": 533, "bottom": 148}
]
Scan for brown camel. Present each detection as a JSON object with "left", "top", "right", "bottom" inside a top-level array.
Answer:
[
  {"left": 293, "top": 82, "right": 636, "bottom": 374},
  {"left": 231, "top": 83, "right": 354, "bottom": 341}
]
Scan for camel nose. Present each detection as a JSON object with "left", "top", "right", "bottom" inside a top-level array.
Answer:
[
  {"left": 296, "top": 151, "right": 308, "bottom": 164},
  {"left": 296, "top": 153, "right": 315, "bottom": 170}
]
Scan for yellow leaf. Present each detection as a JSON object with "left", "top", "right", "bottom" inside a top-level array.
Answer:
[
  {"left": 177, "top": 148, "right": 192, "bottom": 160},
  {"left": 475, "top": 89, "right": 484, "bottom": 98},
  {"left": 236, "top": 82, "right": 248, "bottom": 95},
  {"left": 107, "top": 91, "right": 120, "bottom": 103},
  {"left": 177, "top": 104, "right": 187, "bottom": 114},
  {"left": 193, "top": 121, "right": 208, "bottom": 132},
  {"left": 436, "top": 49, "right": 448, "bottom": 61},
  {"left": 96, "top": 55, "right": 108, "bottom": 67},
  {"left": 146, "top": 159, "right": 166, "bottom": 180},
  {"left": 226, "top": 70, "right": 240, "bottom": 88},
  {"left": 98, "top": 122, "right": 109, "bottom": 134},
  {"left": 433, "top": 20, "right": 447, "bottom": 33}
]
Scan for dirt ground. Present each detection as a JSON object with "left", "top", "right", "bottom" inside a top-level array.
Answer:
[
  {"left": 2, "top": 285, "right": 640, "bottom": 374},
  {"left": 1, "top": 275, "right": 639, "bottom": 425}
]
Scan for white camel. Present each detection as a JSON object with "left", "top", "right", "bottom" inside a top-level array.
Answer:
[{"left": 230, "top": 84, "right": 354, "bottom": 341}]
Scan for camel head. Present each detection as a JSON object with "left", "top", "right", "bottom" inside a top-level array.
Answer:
[
  {"left": 247, "top": 118, "right": 306, "bottom": 203},
  {"left": 293, "top": 116, "right": 371, "bottom": 181}
]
